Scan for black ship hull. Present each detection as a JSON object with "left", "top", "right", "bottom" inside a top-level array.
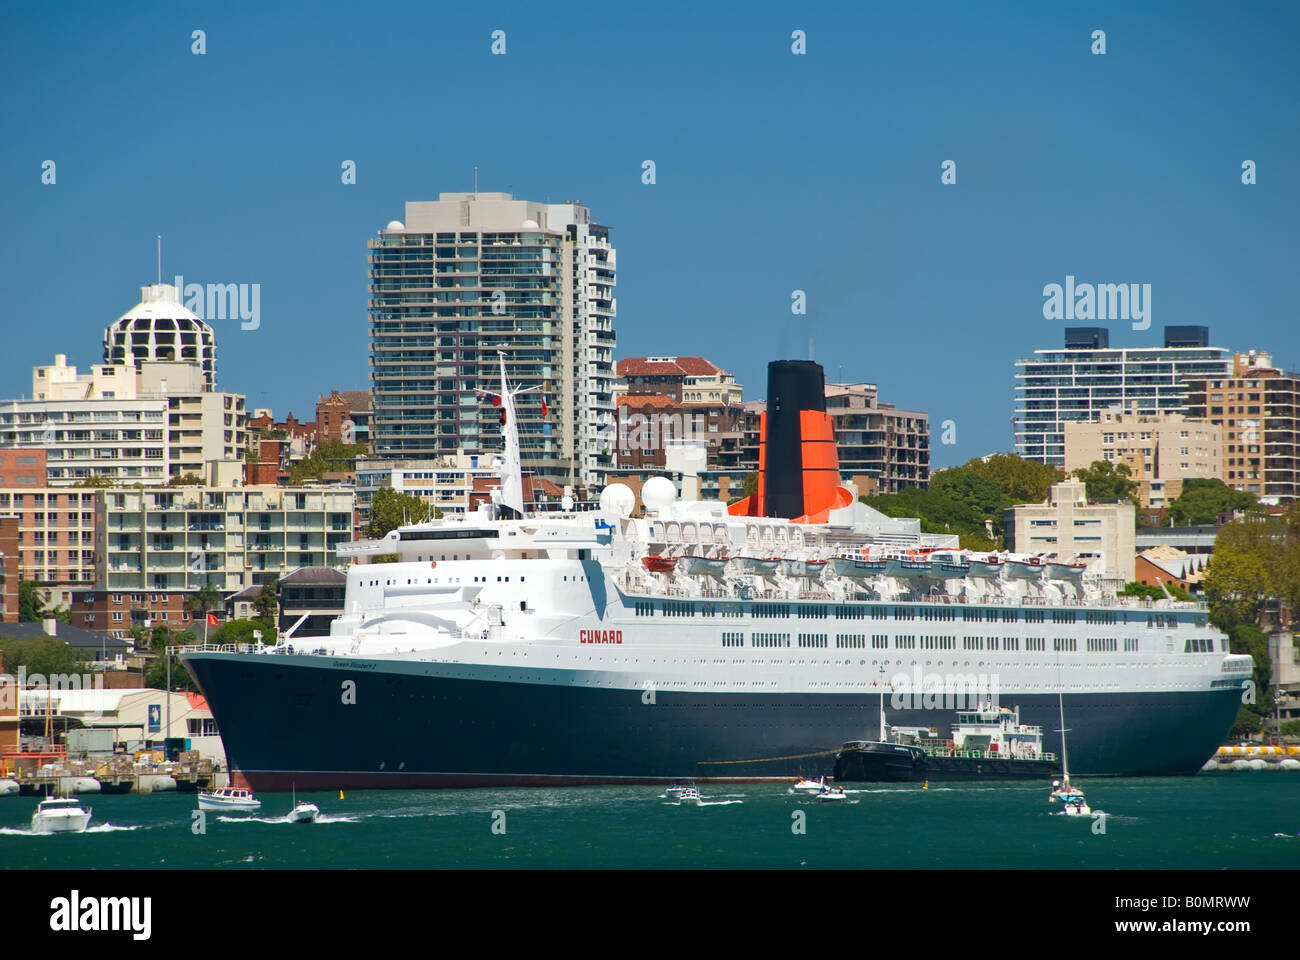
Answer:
[
  {"left": 184, "top": 652, "right": 1242, "bottom": 790},
  {"left": 832, "top": 741, "right": 1061, "bottom": 782}
]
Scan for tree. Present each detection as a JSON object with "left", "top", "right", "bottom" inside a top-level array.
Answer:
[
  {"left": 184, "top": 584, "right": 223, "bottom": 639},
  {"left": 0, "top": 635, "right": 82, "bottom": 676},
  {"left": 253, "top": 580, "right": 278, "bottom": 620},
  {"left": 1118, "top": 581, "right": 1194, "bottom": 602},
  {"left": 961, "top": 454, "right": 1064, "bottom": 504},
  {"left": 366, "top": 487, "right": 434, "bottom": 539},
  {"left": 72, "top": 475, "right": 114, "bottom": 488},
  {"left": 167, "top": 473, "right": 204, "bottom": 487},
  {"left": 1072, "top": 460, "right": 1137, "bottom": 503},
  {"left": 144, "top": 655, "right": 200, "bottom": 692},
  {"left": 18, "top": 582, "right": 70, "bottom": 623},
  {"left": 1167, "top": 478, "right": 1260, "bottom": 526},
  {"left": 210, "top": 617, "right": 276, "bottom": 645},
  {"left": 290, "top": 440, "right": 370, "bottom": 485}
]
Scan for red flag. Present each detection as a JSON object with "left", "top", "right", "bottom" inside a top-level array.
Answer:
[
  {"left": 491, "top": 395, "right": 502, "bottom": 407},
  {"left": 207, "top": 613, "right": 218, "bottom": 626},
  {"left": 541, "top": 398, "right": 549, "bottom": 418}
]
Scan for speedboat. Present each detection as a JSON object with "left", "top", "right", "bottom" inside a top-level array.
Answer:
[
  {"left": 287, "top": 787, "right": 319, "bottom": 823},
  {"left": 31, "top": 797, "right": 92, "bottom": 834},
  {"left": 677, "top": 784, "right": 702, "bottom": 806},
  {"left": 664, "top": 781, "right": 695, "bottom": 801},
  {"left": 816, "top": 785, "right": 848, "bottom": 803},
  {"left": 791, "top": 777, "right": 826, "bottom": 794},
  {"left": 288, "top": 801, "right": 320, "bottom": 823},
  {"left": 197, "top": 787, "right": 262, "bottom": 813}
]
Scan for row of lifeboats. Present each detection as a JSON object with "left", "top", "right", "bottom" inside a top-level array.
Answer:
[{"left": 641, "top": 550, "right": 1087, "bottom": 583}]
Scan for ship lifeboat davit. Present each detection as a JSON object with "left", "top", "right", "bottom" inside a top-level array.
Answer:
[{"left": 642, "top": 555, "right": 678, "bottom": 575}]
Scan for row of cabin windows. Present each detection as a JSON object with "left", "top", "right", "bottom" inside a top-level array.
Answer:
[
  {"left": 627, "top": 601, "right": 1201, "bottom": 630},
  {"left": 753, "top": 633, "right": 791, "bottom": 647},
  {"left": 710, "top": 633, "right": 1180, "bottom": 653}
]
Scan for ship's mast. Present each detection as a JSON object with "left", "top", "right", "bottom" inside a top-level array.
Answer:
[
  {"left": 496, "top": 352, "right": 525, "bottom": 519},
  {"left": 1057, "top": 690, "right": 1071, "bottom": 787}
]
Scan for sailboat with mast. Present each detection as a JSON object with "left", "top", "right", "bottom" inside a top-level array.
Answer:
[{"left": 1049, "top": 693, "right": 1091, "bottom": 816}]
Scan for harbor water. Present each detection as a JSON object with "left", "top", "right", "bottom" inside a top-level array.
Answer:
[{"left": 3, "top": 773, "right": 1299, "bottom": 869}]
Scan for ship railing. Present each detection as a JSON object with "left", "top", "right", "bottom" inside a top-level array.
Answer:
[{"left": 170, "top": 642, "right": 271, "bottom": 656}]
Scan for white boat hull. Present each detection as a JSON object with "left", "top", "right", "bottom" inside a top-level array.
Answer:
[
  {"left": 288, "top": 803, "right": 319, "bottom": 823},
  {"left": 32, "top": 811, "right": 92, "bottom": 833},
  {"left": 198, "top": 796, "right": 262, "bottom": 813}
]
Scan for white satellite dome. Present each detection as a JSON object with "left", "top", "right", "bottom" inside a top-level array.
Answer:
[
  {"left": 640, "top": 476, "right": 677, "bottom": 515},
  {"left": 599, "top": 483, "right": 636, "bottom": 519},
  {"left": 386, "top": 220, "right": 405, "bottom": 231},
  {"left": 521, "top": 218, "right": 540, "bottom": 229}
]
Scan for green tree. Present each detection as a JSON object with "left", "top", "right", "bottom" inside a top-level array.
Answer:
[
  {"left": 1167, "top": 478, "right": 1260, "bottom": 526},
  {"left": 167, "top": 473, "right": 204, "bottom": 487},
  {"left": 0, "top": 635, "right": 82, "bottom": 676},
  {"left": 18, "top": 582, "right": 70, "bottom": 623},
  {"left": 290, "top": 440, "right": 370, "bottom": 484},
  {"left": 210, "top": 617, "right": 277, "bottom": 645},
  {"left": 1118, "top": 581, "right": 1194, "bottom": 602},
  {"left": 961, "top": 454, "right": 1064, "bottom": 504},
  {"left": 252, "top": 580, "right": 278, "bottom": 620},
  {"left": 1072, "top": 460, "right": 1137, "bottom": 502},
  {"left": 365, "top": 487, "right": 434, "bottom": 539},
  {"left": 144, "top": 654, "right": 200, "bottom": 692},
  {"left": 72, "top": 475, "right": 114, "bottom": 488},
  {"left": 184, "top": 584, "right": 223, "bottom": 638}
]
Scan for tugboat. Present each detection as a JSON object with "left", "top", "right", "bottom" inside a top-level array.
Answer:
[{"left": 833, "top": 701, "right": 1058, "bottom": 782}]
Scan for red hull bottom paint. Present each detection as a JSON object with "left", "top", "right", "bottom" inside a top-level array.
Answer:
[{"left": 229, "top": 770, "right": 797, "bottom": 791}]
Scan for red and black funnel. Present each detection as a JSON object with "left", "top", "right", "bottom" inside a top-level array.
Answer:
[{"left": 729, "top": 360, "right": 852, "bottom": 522}]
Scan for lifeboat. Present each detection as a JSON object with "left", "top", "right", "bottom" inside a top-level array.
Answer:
[{"left": 642, "top": 555, "right": 678, "bottom": 574}]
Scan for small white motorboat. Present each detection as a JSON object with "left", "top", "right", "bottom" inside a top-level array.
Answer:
[
  {"left": 287, "top": 787, "right": 319, "bottom": 823},
  {"left": 664, "top": 781, "right": 695, "bottom": 801},
  {"left": 0, "top": 778, "right": 20, "bottom": 797},
  {"left": 677, "top": 784, "right": 702, "bottom": 806},
  {"left": 288, "top": 801, "right": 320, "bottom": 823},
  {"left": 31, "top": 797, "right": 92, "bottom": 834},
  {"left": 791, "top": 777, "right": 826, "bottom": 794},
  {"left": 816, "top": 786, "right": 848, "bottom": 803},
  {"left": 197, "top": 787, "right": 262, "bottom": 813}
]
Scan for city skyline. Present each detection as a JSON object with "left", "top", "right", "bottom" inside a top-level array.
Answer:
[{"left": 2, "top": 2, "right": 1297, "bottom": 469}]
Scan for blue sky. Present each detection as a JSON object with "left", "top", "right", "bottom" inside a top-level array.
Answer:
[{"left": 2, "top": 0, "right": 1296, "bottom": 467}]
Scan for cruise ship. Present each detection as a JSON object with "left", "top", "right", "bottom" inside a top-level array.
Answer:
[{"left": 182, "top": 360, "right": 1252, "bottom": 790}]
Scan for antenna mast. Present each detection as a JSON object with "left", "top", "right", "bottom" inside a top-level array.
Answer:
[{"left": 156, "top": 235, "right": 162, "bottom": 284}]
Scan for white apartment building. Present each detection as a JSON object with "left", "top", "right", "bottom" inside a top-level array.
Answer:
[
  {"left": 1, "top": 354, "right": 244, "bottom": 484},
  {"left": 96, "top": 485, "right": 356, "bottom": 593},
  {"left": 1003, "top": 479, "right": 1137, "bottom": 582},
  {"left": 370, "top": 192, "right": 616, "bottom": 486},
  {"left": 354, "top": 454, "right": 498, "bottom": 529},
  {"left": 1014, "top": 326, "right": 1231, "bottom": 466}
]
